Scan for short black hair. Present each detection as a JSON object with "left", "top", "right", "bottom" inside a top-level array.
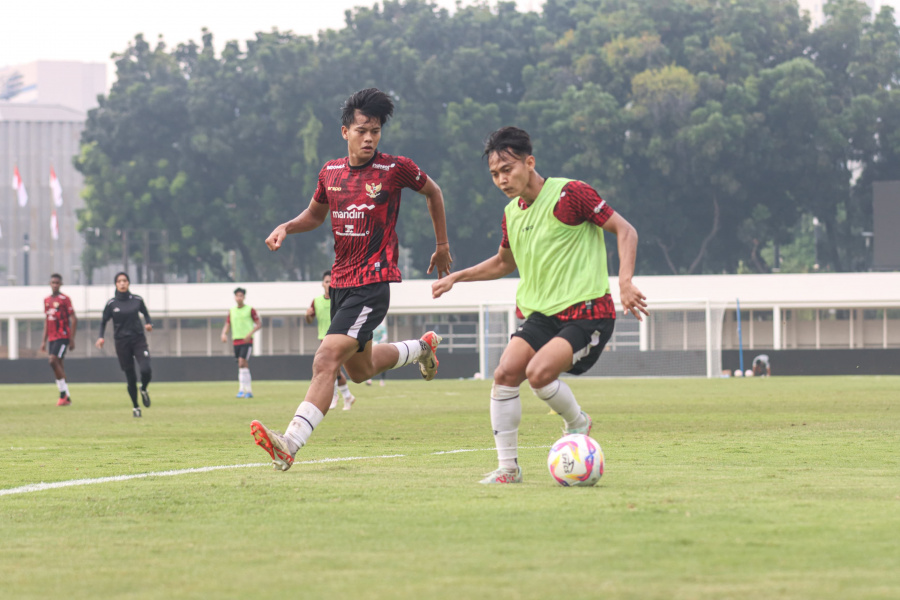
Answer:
[
  {"left": 114, "top": 271, "right": 130, "bottom": 283},
  {"left": 50, "top": 273, "right": 62, "bottom": 281},
  {"left": 483, "top": 126, "right": 533, "bottom": 160},
  {"left": 322, "top": 270, "right": 331, "bottom": 279},
  {"left": 341, "top": 88, "right": 394, "bottom": 128},
  {"left": 234, "top": 287, "right": 246, "bottom": 295}
]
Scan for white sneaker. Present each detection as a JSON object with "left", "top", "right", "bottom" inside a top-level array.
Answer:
[
  {"left": 343, "top": 394, "right": 356, "bottom": 411},
  {"left": 330, "top": 393, "right": 339, "bottom": 410},
  {"left": 479, "top": 466, "right": 522, "bottom": 484}
]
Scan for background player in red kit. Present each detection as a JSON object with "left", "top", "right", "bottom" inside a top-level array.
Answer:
[
  {"left": 252, "top": 88, "right": 452, "bottom": 471},
  {"left": 40, "top": 273, "right": 77, "bottom": 406}
]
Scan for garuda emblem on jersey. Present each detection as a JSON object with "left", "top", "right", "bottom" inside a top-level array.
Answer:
[{"left": 365, "top": 182, "right": 382, "bottom": 199}]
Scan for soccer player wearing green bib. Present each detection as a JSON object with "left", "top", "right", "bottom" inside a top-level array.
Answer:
[
  {"left": 432, "top": 127, "right": 649, "bottom": 484},
  {"left": 221, "top": 287, "right": 262, "bottom": 398},
  {"left": 306, "top": 271, "right": 356, "bottom": 410}
]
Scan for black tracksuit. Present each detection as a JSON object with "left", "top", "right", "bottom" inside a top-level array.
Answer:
[{"left": 99, "top": 291, "right": 153, "bottom": 406}]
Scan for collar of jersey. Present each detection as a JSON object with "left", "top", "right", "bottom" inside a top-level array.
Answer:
[{"left": 347, "top": 152, "right": 380, "bottom": 171}]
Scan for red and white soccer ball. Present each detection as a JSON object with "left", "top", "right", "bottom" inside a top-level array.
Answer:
[{"left": 547, "top": 434, "right": 604, "bottom": 487}]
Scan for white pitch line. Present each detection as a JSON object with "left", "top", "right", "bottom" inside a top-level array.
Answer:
[
  {"left": 0, "top": 447, "right": 548, "bottom": 497},
  {"left": 0, "top": 454, "right": 406, "bottom": 497}
]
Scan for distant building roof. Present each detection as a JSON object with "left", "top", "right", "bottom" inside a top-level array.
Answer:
[{"left": 0, "top": 102, "right": 86, "bottom": 122}]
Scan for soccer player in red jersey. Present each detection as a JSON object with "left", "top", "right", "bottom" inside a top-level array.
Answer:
[
  {"left": 251, "top": 88, "right": 452, "bottom": 471},
  {"left": 40, "top": 273, "right": 77, "bottom": 406}
]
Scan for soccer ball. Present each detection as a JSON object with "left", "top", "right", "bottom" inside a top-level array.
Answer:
[{"left": 547, "top": 434, "right": 604, "bottom": 487}]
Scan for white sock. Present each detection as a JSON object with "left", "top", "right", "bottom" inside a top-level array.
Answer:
[
  {"left": 56, "top": 378, "right": 68, "bottom": 393},
  {"left": 338, "top": 383, "right": 352, "bottom": 400},
  {"left": 490, "top": 384, "right": 521, "bottom": 470},
  {"left": 238, "top": 368, "right": 252, "bottom": 392},
  {"left": 284, "top": 401, "right": 324, "bottom": 453},
  {"left": 237, "top": 369, "right": 245, "bottom": 392},
  {"left": 390, "top": 340, "right": 425, "bottom": 369},
  {"left": 532, "top": 380, "right": 585, "bottom": 430},
  {"left": 242, "top": 368, "right": 252, "bottom": 393}
]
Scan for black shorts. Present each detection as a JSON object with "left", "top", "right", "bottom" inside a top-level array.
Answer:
[
  {"left": 233, "top": 343, "right": 252, "bottom": 360},
  {"left": 328, "top": 282, "right": 390, "bottom": 352},
  {"left": 48, "top": 339, "right": 69, "bottom": 359},
  {"left": 114, "top": 336, "right": 151, "bottom": 372},
  {"left": 512, "top": 312, "right": 615, "bottom": 375}
]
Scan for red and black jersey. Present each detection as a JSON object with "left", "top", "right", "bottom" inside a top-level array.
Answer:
[
  {"left": 514, "top": 297, "right": 617, "bottom": 322},
  {"left": 501, "top": 180, "right": 617, "bottom": 322},
  {"left": 313, "top": 151, "right": 428, "bottom": 288},
  {"left": 500, "top": 180, "right": 615, "bottom": 248},
  {"left": 44, "top": 293, "right": 75, "bottom": 341}
]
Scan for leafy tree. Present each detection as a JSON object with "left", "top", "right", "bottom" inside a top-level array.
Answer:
[{"left": 75, "top": 0, "right": 900, "bottom": 281}]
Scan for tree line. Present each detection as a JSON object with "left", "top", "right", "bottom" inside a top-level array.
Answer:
[{"left": 75, "top": 0, "right": 900, "bottom": 282}]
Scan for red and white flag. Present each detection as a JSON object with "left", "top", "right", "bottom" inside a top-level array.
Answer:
[
  {"left": 11, "top": 166, "right": 28, "bottom": 207},
  {"left": 50, "top": 209, "right": 59, "bottom": 240},
  {"left": 49, "top": 166, "right": 64, "bottom": 207}
]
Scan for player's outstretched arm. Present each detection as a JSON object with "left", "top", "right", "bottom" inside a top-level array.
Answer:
[
  {"left": 432, "top": 246, "right": 516, "bottom": 299},
  {"left": 602, "top": 213, "right": 648, "bottom": 320},
  {"left": 418, "top": 178, "right": 452, "bottom": 278},
  {"left": 266, "top": 198, "right": 329, "bottom": 251}
]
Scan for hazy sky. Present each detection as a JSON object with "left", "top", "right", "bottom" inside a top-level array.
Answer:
[
  {"left": 1, "top": 0, "right": 543, "bottom": 75},
  {"left": 3, "top": 0, "right": 895, "bottom": 81}
]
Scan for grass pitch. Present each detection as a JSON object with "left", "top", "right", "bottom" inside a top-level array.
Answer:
[{"left": 1, "top": 376, "right": 899, "bottom": 600}]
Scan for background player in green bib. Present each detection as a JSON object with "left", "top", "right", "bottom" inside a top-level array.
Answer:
[
  {"left": 221, "top": 287, "right": 262, "bottom": 398},
  {"left": 432, "top": 126, "right": 648, "bottom": 484},
  {"left": 306, "top": 271, "right": 356, "bottom": 410}
]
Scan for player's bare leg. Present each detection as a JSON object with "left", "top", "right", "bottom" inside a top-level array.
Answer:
[
  {"left": 343, "top": 332, "right": 442, "bottom": 383},
  {"left": 251, "top": 335, "right": 357, "bottom": 471},
  {"left": 251, "top": 331, "right": 442, "bottom": 471},
  {"left": 343, "top": 341, "right": 397, "bottom": 382},
  {"left": 526, "top": 337, "right": 591, "bottom": 435}
]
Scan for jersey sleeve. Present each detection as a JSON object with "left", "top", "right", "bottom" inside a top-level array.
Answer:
[
  {"left": 395, "top": 156, "right": 428, "bottom": 192},
  {"left": 64, "top": 297, "right": 75, "bottom": 316},
  {"left": 250, "top": 308, "right": 260, "bottom": 323},
  {"left": 139, "top": 298, "right": 152, "bottom": 325},
  {"left": 99, "top": 302, "right": 113, "bottom": 338},
  {"left": 312, "top": 167, "right": 329, "bottom": 204},
  {"left": 500, "top": 214, "right": 510, "bottom": 249},
  {"left": 554, "top": 181, "right": 614, "bottom": 227}
]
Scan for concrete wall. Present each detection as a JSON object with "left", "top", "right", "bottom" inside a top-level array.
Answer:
[{"left": 723, "top": 348, "right": 900, "bottom": 376}]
